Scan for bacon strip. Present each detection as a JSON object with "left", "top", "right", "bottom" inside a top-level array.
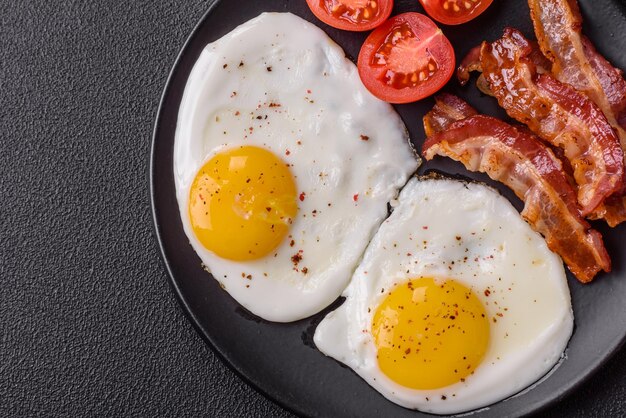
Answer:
[
  {"left": 529, "top": 0, "right": 626, "bottom": 139},
  {"left": 458, "top": 45, "right": 482, "bottom": 86},
  {"left": 457, "top": 46, "right": 494, "bottom": 97},
  {"left": 593, "top": 195, "right": 626, "bottom": 227},
  {"left": 422, "top": 95, "right": 611, "bottom": 283},
  {"left": 472, "top": 28, "right": 624, "bottom": 216},
  {"left": 423, "top": 93, "right": 477, "bottom": 137},
  {"left": 593, "top": 197, "right": 626, "bottom": 227},
  {"left": 582, "top": 37, "right": 626, "bottom": 130},
  {"left": 529, "top": 0, "right": 626, "bottom": 226},
  {"left": 458, "top": 40, "right": 551, "bottom": 86}
]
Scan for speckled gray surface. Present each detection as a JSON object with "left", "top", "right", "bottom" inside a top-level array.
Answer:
[{"left": 1, "top": 1, "right": 625, "bottom": 417}]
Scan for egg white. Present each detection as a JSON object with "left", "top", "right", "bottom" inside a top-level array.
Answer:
[
  {"left": 314, "top": 177, "right": 573, "bottom": 414},
  {"left": 173, "top": 13, "right": 418, "bottom": 322}
]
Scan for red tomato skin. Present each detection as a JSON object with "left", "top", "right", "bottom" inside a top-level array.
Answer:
[
  {"left": 305, "top": 0, "right": 394, "bottom": 32},
  {"left": 357, "top": 13, "right": 455, "bottom": 104},
  {"left": 419, "top": 0, "right": 494, "bottom": 25}
]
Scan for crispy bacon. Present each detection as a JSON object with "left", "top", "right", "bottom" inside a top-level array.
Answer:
[
  {"left": 458, "top": 40, "right": 551, "bottom": 86},
  {"left": 458, "top": 45, "right": 482, "bottom": 86},
  {"left": 582, "top": 37, "right": 626, "bottom": 129},
  {"left": 423, "top": 97, "right": 611, "bottom": 282},
  {"left": 529, "top": 0, "right": 626, "bottom": 226},
  {"left": 529, "top": 0, "right": 626, "bottom": 139},
  {"left": 423, "top": 93, "right": 477, "bottom": 137},
  {"left": 593, "top": 196, "right": 626, "bottom": 227},
  {"left": 473, "top": 28, "right": 624, "bottom": 216},
  {"left": 457, "top": 46, "right": 494, "bottom": 97}
]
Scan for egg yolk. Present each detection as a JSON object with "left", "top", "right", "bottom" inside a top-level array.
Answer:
[
  {"left": 188, "top": 146, "right": 298, "bottom": 261},
  {"left": 372, "top": 277, "right": 489, "bottom": 390}
]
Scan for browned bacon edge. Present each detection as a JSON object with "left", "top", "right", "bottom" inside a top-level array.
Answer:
[
  {"left": 422, "top": 95, "right": 611, "bottom": 283},
  {"left": 423, "top": 93, "right": 477, "bottom": 137},
  {"left": 582, "top": 37, "right": 626, "bottom": 130},
  {"left": 466, "top": 28, "right": 624, "bottom": 217},
  {"left": 590, "top": 195, "right": 626, "bottom": 227},
  {"left": 458, "top": 40, "right": 551, "bottom": 87},
  {"left": 458, "top": 46, "right": 482, "bottom": 86}
]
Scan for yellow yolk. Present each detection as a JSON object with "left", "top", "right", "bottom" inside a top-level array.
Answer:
[
  {"left": 372, "top": 277, "right": 489, "bottom": 390},
  {"left": 188, "top": 146, "right": 298, "bottom": 261}
]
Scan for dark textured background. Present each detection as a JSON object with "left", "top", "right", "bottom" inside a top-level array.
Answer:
[{"left": 1, "top": 1, "right": 625, "bottom": 416}]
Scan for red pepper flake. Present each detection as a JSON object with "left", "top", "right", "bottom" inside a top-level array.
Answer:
[
  {"left": 222, "top": 63, "right": 228, "bottom": 69},
  {"left": 230, "top": 91, "right": 237, "bottom": 97},
  {"left": 266, "top": 66, "right": 272, "bottom": 72},
  {"left": 238, "top": 61, "right": 244, "bottom": 67},
  {"left": 360, "top": 135, "right": 369, "bottom": 141},
  {"left": 269, "top": 102, "right": 281, "bottom": 107},
  {"left": 301, "top": 267, "right": 308, "bottom": 275},
  {"left": 234, "top": 111, "right": 240, "bottom": 116},
  {"left": 289, "top": 240, "right": 295, "bottom": 247},
  {"left": 484, "top": 289, "right": 491, "bottom": 297},
  {"left": 353, "top": 194, "right": 359, "bottom": 202},
  {"left": 299, "top": 192, "right": 306, "bottom": 201},
  {"left": 306, "top": 89, "right": 312, "bottom": 94},
  {"left": 285, "top": 149, "right": 291, "bottom": 156},
  {"left": 422, "top": 226, "right": 429, "bottom": 230},
  {"left": 291, "top": 252, "right": 303, "bottom": 265}
]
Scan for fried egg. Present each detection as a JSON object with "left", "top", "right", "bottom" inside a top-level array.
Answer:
[
  {"left": 173, "top": 13, "right": 418, "bottom": 322},
  {"left": 314, "top": 177, "right": 573, "bottom": 414}
]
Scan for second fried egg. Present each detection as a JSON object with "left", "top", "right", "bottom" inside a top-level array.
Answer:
[{"left": 314, "top": 177, "right": 573, "bottom": 414}]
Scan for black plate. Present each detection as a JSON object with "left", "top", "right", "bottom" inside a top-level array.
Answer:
[{"left": 151, "top": 0, "right": 626, "bottom": 416}]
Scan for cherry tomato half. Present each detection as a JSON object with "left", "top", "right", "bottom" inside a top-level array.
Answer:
[
  {"left": 419, "top": 0, "right": 494, "bottom": 25},
  {"left": 357, "top": 13, "right": 455, "bottom": 103},
  {"left": 305, "top": 0, "right": 393, "bottom": 32}
]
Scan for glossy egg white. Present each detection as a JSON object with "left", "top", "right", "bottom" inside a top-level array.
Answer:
[
  {"left": 173, "top": 13, "right": 418, "bottom": 322},
  {"left": 314, "top": 177, "right": 574, "bottom": 414}
]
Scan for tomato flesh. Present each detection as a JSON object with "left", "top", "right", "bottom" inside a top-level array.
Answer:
[
  {"left": 322, "top": 0, "right": 381, "bottom": 25},
  {"left": 419, "top": 0, "right": 494, "bottom": 25},
  {"left": 357, "top": 13, "right": 455, "bottom": 103},
  {"left": 373, "top": 23, "right": 439, "bottom": 89},
  {"left": 306, "top": 0, "right": 393, "bottom": 31}
]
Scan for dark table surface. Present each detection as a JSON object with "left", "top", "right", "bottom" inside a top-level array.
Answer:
[{"left": 2, "top": 1, "right": 625, "bottom": 416}]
